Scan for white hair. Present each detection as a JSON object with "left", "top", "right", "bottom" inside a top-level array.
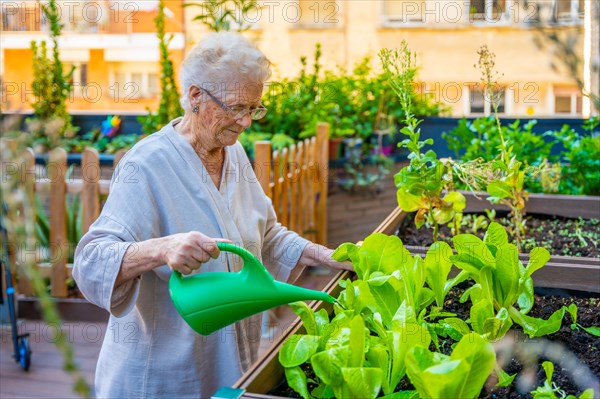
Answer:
[{"left": 179, "top": 32, "right": 272, "bottom": 111}]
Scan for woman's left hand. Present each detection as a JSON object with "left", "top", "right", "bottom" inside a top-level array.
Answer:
[{"left": 299, "top": 243, "right": 354, "bottom": 272}]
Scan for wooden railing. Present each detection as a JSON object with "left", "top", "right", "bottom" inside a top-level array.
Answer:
[{"left": 4, "top": 124, "right": 329, "bottom": 298}]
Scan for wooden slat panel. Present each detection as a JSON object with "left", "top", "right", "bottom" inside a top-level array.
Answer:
[
  {"left": 280, "top": 148, "right": 289, "bottom": 228},
  {"left": 48, "top": 148, "right": 68, "bottom": 297},
  {"left": 295, "top": 142, "right": 305, "bottom": 237},
  {"left": 1, "top": 139, "right": 18, "bottom": 300},
  {"left": 288, "top": 144, "right": 298, "bottom": 233},
  {"left": 254, "top": 141, "right": 272, "bottom": 197},
  {"left": 17, "top": 148, "right": 36, "bottom": 296},
  {"left": 315, "top": 123, "right": 329, "bottom": 245},
  {"left": 36, "top": 178, "right": 110, "bottom": 195},
  {"left": 113, "top": 149, "right": 127, "bottom": 167},
  {"left": 463, "top": 191, "right": 600, "bottom": 219},
  {"left": 306, "top": 138, "right": 317, "bottom": 242},
  {"left": 81, "top": 148, "right": 100, "bottom": 235},
  {"left": 272, "top": 150, "right": 281, "bottom": 219}
]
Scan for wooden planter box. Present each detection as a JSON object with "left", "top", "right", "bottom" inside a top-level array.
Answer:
[
  {"left": 229, "top": 192, "right": 600, "bottom": 399},
  {"left": 388, "top": 192, "right": 600, "bottom": 294},
  {"left": 15, "top": 263, "right": 109, "bottom": 323},
  {"left": 17, "top": 296, "right": 109, "bottom": 322}
]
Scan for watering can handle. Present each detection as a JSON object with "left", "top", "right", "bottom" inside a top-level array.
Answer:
[
  {"left": 172, "top": 242, "right": 274, "bottom": 283},
  {"left": 216, "top": 242, "right": 275, "bottom": 282}
]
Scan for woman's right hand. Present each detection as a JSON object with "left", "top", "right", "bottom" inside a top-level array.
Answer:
[{"left": 160, "top": 231, "right": 231, "bottom": 275}]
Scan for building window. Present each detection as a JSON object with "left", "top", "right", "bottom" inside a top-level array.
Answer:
[
  {"left": 297, "top": 0, "right": 340, "bottom": 27},
  {"left": 469, "top": 0, "right": 509, "bottom": 23},
  {"left": 529, "top": 0, "right": 584, "bottom": 24},
  {"left": 64, "top": 63, "right": 88, "bottom": 97},
  {"left": 131, "top": 73, "right": 143, "bottom": 99},
  {"left": 79, "top": 64, "right": 88, "bottom": 86},
  {"left": 468, "top": 87, "right": 505, "bottom": 115},
  {"left": 553, "top": 87, "right": 582, "bottom": 115},
  {"left": 1, "top": 3, "right": 48, "bottom": 31},
  {"left": 382, "top": 0, "right": 426, "bottom": 24},
  {"left": 148, "top": 73, "right": 159, "bottom": 97},
  {"left": 111, "top": 70, "right": 160, "bottom": 99},
  {"left": 555, "top": 0, "right": 584, "bottom": 22}
]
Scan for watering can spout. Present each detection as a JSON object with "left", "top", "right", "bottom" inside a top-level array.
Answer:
[{"left": 169, "top": 242, "right": 335, "bottom": 336}]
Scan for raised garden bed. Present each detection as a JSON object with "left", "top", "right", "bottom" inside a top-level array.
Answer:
[
  {"left": 389, "top": 192, "right": 600, "bottom": 293},
  {"left": 15, "top": 264, "right": 108, "bottom": 323},
  {"left": 17, "top": 296, "right": 108, "bottom": 323},
  {"left": 230, "top": 192, "right": 600, "bottom": 399}
]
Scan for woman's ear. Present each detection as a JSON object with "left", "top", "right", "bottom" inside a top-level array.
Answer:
[{"left": 188, "top": 85, "right": 202, "bottom": 107}]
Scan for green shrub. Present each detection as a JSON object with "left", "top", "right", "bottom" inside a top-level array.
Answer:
[{"left": 27, "top": 0, "right": 77, "bottom": 150}]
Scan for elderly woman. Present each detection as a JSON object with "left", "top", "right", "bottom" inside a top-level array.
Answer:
[{"left": 73, "top": 32, "right": 351, "bottom": 398}]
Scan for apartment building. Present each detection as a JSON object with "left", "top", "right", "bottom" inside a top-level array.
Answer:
[
  {"left": 1, "top": 0, "right": 597, "bottom": 117},
  {"left": 184, "top": 0, "right": 596, "bottom": 117},
  {"left": 1, "top": 0, "right": 185, "bottom": 113}
]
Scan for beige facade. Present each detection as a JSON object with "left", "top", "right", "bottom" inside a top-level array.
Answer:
[
  {"left": 183, "top": 0, "right": 597, "bottom": 117},
  {"left": 2, "top": 0, "right": 596, "bottom": 117}
]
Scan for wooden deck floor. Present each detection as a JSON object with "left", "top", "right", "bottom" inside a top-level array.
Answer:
[{"left": 1, "top": 320, "right": 103, "bottom": 398}]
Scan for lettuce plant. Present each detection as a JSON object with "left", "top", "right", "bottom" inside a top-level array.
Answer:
[
  {"left": 453, "top": 222, "right": 567, "bottom": 338},
  {"left": 405, "top": 333, "right": 495, "bottom": 399},
  {"left": 279, "top": 233, "right": 467, "bottom": 398},
  {"left": 566, "top": 304, "right": 600, "bottom": 337},
  {"left": 531, "top": 361, "right": 595, "bottom": 399},
  {"left": 279, "top": 223, "right": 586, "bottom": 398}
]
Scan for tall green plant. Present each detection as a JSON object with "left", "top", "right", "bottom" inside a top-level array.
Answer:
[
  {"left": 186, "top": 0, "right": 261, "bottom": 32},
  {"left": 28, "top": 0, "right": 77, "bottom": 149},
  {"left": 474, "top": 46, "right": 545, "bottom": 250},
  {"left": 380, "top": 43, "right": 465, "bottom": 240},
  {"left": 139, "top": 0, "right": 184, "bottom": 135}
]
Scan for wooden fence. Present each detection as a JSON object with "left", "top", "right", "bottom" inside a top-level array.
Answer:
[
  {"left": 2, "top": 124, "right": 329, "bottom": 298},
  {"left": 253, "top": 123, "right": 329, "bottom": 246},
  {"left": 3, "top": 145, "right": 127, "bottom": 297}
]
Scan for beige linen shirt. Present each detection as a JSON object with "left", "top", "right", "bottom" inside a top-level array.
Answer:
[{"left": 73, "top": 118, "right": 309, "bottom": 398}]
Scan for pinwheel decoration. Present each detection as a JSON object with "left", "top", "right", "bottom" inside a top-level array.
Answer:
[{"left": 101, "top": 115, "right": 121, "bottom": 138}]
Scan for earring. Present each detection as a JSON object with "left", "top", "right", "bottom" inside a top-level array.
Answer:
[{"left": 192, "top": 104, "right": 199, "bottom": 114}]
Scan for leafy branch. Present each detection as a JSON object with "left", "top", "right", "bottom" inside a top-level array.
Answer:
[
  {"left": 139, "top": 0, "right": 184, "bottom": 135},
  {"left": 28, "top": 0, "right": 77, "bottom": 150},
  {"left": 473, "top": 45, "right": 545, "bottom": 250},
  {"left": 185, "top": 0, "right": 261, "bottom": 32},
  {"left": 380, "top": 43, "right": 465, "bottom": 239}
]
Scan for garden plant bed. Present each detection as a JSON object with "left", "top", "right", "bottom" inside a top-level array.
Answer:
[
  {"left": 397, "top": 212, "right": 599, "bottom": 259},
  {"left": 265, "top": 286, "right": 600, "bottom": 399},
  {"left": 386, "top": 192, "right": 600, "bottom": 293},
  {"left": 234, "top": 278, "right": 600, "bottom": 399},
  {"left": 232, "top": 203, "right": 600, "bottom": 399}
]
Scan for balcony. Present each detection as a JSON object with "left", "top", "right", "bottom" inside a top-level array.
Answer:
[{"left": 0, "top": 2, "right": 183, "bottom": 54}]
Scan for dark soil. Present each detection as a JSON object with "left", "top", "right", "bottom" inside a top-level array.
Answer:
[
  {"left": 397, "top": 213, "right": 600, "bottom": 258},
  {"left": 269, "top": 287, "right": 600, "bottom": 398},
  {"left": 464, "top": 287, "right": 599, "bottom": 398}
]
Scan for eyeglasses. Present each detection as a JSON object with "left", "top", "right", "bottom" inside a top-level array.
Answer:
[{"left": 200, "top": 87, "right": 268, "bottom": 120}]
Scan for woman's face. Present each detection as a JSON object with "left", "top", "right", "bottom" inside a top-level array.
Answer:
[{"left": 199, "top": 80, "right": 264, "bottom": 148}]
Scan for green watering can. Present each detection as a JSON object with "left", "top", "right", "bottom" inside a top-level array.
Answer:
[{"left": 169, "top": 242, "right": 335, "bottom": 335}]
